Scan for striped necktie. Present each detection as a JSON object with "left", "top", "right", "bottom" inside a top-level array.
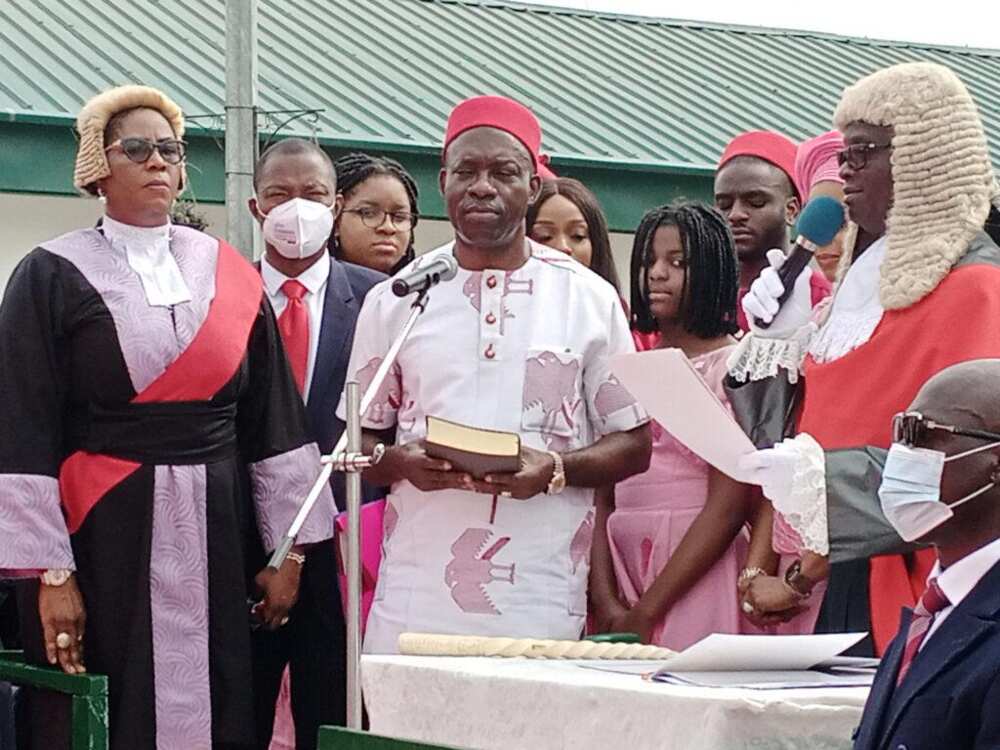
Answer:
[{"left": 896, "top": 578, "right": 950, "bottom": 686}]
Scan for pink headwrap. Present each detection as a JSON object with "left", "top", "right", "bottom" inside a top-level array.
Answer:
[{"left": 794, "top": 131, "right": 844, "bottom": 198}]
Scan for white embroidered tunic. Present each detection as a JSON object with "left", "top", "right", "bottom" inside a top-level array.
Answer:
[{"left": 341, "top": 240, "right": 647, "bottom": 653}]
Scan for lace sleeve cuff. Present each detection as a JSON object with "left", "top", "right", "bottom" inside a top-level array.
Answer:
[
  {"left": 727, "top": 324, "right": 816, "bottom": 385},
  {"left": 770, "top": 433, "right": 829, "bottom": 556}
]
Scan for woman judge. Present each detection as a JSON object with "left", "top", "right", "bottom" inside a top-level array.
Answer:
[{"left": 0, "top": 85, "right": 334, "bottom": 749}]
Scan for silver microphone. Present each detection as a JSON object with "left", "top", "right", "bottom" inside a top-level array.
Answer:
[{"left": 391, "top": 254, "right": 459, "bottom": 297}]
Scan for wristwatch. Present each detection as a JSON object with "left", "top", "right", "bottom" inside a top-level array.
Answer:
[
  {"left": 546, "top": 451, "right": 566, "bottom": 495},
  {"left": 783, "top": 560, "right": 814, "bottom": 599},
  {"left": 41, "top": 569, "right": 73, "bottom": 587}
]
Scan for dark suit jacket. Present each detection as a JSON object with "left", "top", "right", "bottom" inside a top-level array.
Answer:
[
  {"left": 852, "top": 557, "right": 1000, "bottom": 750},
  {"left": 299, "top": 258, "right": 385, "bottom": 634}
]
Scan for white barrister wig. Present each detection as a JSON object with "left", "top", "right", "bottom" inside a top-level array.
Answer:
[
  {"left": 74, "top": 85, "right": 185, "bottom": 195},
  {"left": 833, "top": 62, "right": 994, "bottom": 310}
]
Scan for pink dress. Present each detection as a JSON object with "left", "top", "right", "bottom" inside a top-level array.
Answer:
[{"left": 608, "top": 345, "right": 755, "bottom": 650}]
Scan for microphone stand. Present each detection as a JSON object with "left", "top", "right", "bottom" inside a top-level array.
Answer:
[{"left": 267, "top": 282, "right": 433, "bottom": 730}]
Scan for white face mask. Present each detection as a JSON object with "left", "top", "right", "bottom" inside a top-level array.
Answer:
[
  {"left": 259, "top": 197, "right": 334, "bottom": 260},
  {"left": 878, "top": 441, "right": 1000, "bottom": 542}
]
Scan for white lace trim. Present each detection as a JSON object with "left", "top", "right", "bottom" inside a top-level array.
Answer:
[
  {"left": 808, "top": 309, "right": 883, "bottom": 363},
  {"left": 770, "top": 433, "right": 829, "bottom": 556},
  {"left": 808, "top": 236, "right": 886, "bottom": 364},
  {"left": 727, "top": 324, "right": 816, "bottom": 385}
]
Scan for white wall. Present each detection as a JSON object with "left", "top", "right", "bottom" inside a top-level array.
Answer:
[{"left": 0, "top": 192, "right": 634, "bottom": 294}]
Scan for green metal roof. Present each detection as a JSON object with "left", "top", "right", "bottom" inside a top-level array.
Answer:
[{"left": 1, "top": 0, "right": 998, "bottom": 175}]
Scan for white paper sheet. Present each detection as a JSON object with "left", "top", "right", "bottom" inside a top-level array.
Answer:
[
  {"left": 655, "top": 633, "right": 868, "bottom": 672},
  {"left": 611, "top": 349, "right": 756, "bottom": 479},
  {"left": 653, "top": 669, "right": 875, "bottom": 690}
]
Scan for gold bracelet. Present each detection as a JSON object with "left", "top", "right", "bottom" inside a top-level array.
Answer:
[
  {"left": 286, "top": 551, "right": 306, "bottom": 566},
  {"left": 738, "top": 566, "right": 765, "bottom": 588}
]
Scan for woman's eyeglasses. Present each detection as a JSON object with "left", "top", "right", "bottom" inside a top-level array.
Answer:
[
  {"left": 343, "top": 207, "right": 414, "bottom": 231},
  {"left": 835, "top": 142, "right": 891, "bottom": 171},
  {"left": 105, "top": 137, "right": 187, "bottom": 165}
]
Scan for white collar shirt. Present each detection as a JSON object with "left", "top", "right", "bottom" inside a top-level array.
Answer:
[{"left": 922, "top": 536, "right": 1000, "bottom": 648}]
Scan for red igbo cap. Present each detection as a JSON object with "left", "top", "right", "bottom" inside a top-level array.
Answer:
[
  {"left": 718, "top": 131, "right": 801, "bottom": 200},
  {"left": 444, "top": 95, "right": 547, "bottom": 174}
]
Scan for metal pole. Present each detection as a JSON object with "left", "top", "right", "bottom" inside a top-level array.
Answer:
[
  {"left": 225, "top": 0, "right": 258, "bottom": 260},
  {"left": 269, "top": 291, "right": 430, "bottom": 569},
  {"left": 344, "top": 381, "right": 363, "bottom": 729}
]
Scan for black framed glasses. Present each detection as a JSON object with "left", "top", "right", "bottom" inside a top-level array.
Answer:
[
  {"left": 105, "top": 137, "right": 187, "bottom": 165},
  {"left": 343, "top": 207, "right": 414, "bottom": 231},
  {"left": 836, "top": 142, "right": 891, "bottom": 171},
  {"left": 892, "top": 411, "right": 1000, "bottom": 447}
]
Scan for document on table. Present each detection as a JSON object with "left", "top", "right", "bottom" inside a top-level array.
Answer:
[
  {"left": 610, "top": 348, "right": 756, "bottom": 480},
  {"left": 578, "top": 634, "right": 874, "bottom": 689},
  {"left": 653, "top": 670, "right": 875, "bottom": 689},
  {"left": 655, "top": 633, "right": 868, "bottom": 672}
]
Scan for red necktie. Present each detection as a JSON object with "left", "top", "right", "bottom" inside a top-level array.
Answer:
[
  {"left": 896, "top": 578, "right": 950, "bottom": 685},
  {"left": 277, "top": 279, "right": 309, "bottom": 395}
]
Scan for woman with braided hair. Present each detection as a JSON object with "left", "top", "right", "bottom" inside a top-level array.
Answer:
[
  {"left": 330, "top": 153, "right": 419, "bottom": 275},
  {"left": 589, "top": 202, "right": 759, "bottom": 648}
]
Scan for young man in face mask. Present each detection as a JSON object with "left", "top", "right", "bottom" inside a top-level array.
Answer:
[
  {"left": 731, "top": 63, "right": 1000, "bottom": 655},
  {"left": 852, "top": 359, "right": 1000, "bottom": 750},
  {"left": 339, "top": 95, "right": 651, "bottom": 654},
  {"left": 248, "top": 138, "right": 385, "bottom": 749}
]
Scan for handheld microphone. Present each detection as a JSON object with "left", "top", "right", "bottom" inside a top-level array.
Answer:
[
  {"left": 392, "top": 254, "right": 459, "bottom": 297},
  {"left": 755, "top": 196, "right": 845, "bottom": 330}
]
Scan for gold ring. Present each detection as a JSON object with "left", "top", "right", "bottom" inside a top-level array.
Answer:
[
  {"left": 741, "top": 601, "right": 754, "bottom": 615},
  {"left": 55, "top": 632, "right": 73, "bottom": 649},
  {"left": 500, "top": 490, "right": 512, "bottom": 498},
  {"left": 280, "top": 616, "right": 290, "bottom": 627}
]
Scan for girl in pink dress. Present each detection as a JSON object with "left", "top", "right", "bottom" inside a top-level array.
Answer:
[{"left": 590, "top": 203, "right": 759, "bottom": 649}]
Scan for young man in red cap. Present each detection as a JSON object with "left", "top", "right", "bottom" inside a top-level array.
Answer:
[
  {"left": 339, "top": 94, "right": 651, "bottom": 653},
  {"left": 714, "top": 131, "right": 831, "bottom": 331}
]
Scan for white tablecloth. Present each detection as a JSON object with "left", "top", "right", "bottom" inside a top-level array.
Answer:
[{"left": 362, "top": 656, "right": 868, "bottom": 750}]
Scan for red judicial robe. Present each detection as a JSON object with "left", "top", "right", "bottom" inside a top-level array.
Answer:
[{"left": 800, "top": 232, "right": 1000, "bottom": 653}]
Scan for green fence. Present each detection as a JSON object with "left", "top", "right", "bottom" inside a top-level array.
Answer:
[{"left": 0, "top": 650, "right": 108, "bottom": 750}]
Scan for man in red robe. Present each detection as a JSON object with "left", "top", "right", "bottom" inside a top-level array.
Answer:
[{"left": 731, "top": 62, "right": 1000, "bottom": 655}]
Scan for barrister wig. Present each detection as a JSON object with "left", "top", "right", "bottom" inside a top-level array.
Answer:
[
  {"left": 833, "top": 62, "right": 994, "bottom": 310},
  {"left": 74, "top": 85, "right": 185, "bottom": 195}
]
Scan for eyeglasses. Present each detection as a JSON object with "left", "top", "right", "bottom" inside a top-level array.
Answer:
[
  {"left": 104, "top": 137, "right": 187, "bottom": 165},
  {"left": 892, "top": 411, "right": 1000, "bottom": 448},
  {"left": 343, "top": 207, "right": 414, "bottom": 231},
  {"left": 836, "top": 142, "right": 891, "bottom": 171}
]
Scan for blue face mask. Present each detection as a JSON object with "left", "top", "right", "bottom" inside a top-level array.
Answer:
[{"left": 878, "top": 441, "right": 1000, "bottom": 542}]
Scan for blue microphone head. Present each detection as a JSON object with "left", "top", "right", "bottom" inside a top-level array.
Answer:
[{"left": 796, "top": 195, "right": 846, "bottom": 247}]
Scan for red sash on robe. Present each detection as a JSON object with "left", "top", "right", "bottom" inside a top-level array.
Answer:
[
  {"left": 59, "top": 241, "right": 263, "bottom": 533},
  {"left": 799, "top": 262, "right": 1000, "bottom": 654}
]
